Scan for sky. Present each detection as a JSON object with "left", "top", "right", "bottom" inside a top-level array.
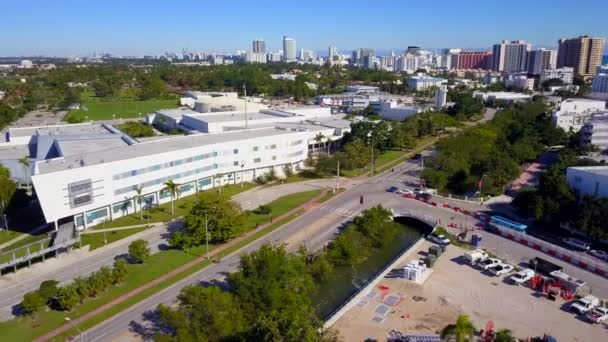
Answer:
[{"left": 2, "top": 0, "right": 608, "bottom": 56}]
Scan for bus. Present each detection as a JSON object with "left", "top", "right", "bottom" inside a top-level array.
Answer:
[{"left": 489, "top": 215, "right": 527, "bottom": 233}]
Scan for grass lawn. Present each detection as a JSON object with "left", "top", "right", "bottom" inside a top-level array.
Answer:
[
  {"left": 100, "top": 183, "right": 257, "bottom": 229},
  {"left": 0, "top": 230, "right": 24, "bottom": 246},
  {"left": 0, "top": 190, "right": 321, "bottom": 342},
  {"left": 66, "top": 97, "right": 179, "bottom": 121},
  {"left": 80, "top": 228, "right": 148, "bottom": 250}
]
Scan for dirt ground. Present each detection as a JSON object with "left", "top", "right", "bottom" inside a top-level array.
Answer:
[{"left": 332, "top": 241, "right": 608, "bottom": 341}]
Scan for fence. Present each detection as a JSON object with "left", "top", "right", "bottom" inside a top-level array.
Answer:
[
  {"left": 0, "top": 236, "right": 81, "bottom": 272},
  {"left": 493, "top": 225, "right": 608, "bottom": 279}
]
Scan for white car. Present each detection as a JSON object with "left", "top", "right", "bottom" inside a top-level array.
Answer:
[
  {"left": 586, "top": 306, "right": 608, "bottom": 324},
  {"left": 428, "top": 233, "right": 450, "bottom": 245},
  {"left": 477, "top": 257, "right": 501, "bottom": 270},
  {"left": 489, "top": 263, "right": 514, "bottom": 276},
  {"left": 588, "top": 250, "right": 608, "bottom": 261},
  {"left": 397, "top": 188, "right": 413, "bottom": 195},
  {"left": 562, "top": 238, "right": 591, "bottom": 251},
  {"left": 509, "top": 269, "right": 535, "bottom": 285},
  {"left": 413, "top": 188, "right": 426, "bottom": 195}
]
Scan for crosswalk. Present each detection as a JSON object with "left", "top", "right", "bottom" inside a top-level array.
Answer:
[{"left": 318, "top": 204, "right": 360, "bottom": 218}]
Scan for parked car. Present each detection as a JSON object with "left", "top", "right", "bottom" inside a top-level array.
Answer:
[
  {"left": 509, "top": 269, "right": 535, "bottom": 285},
  {"left": 588, "top": 249, "right": 608, "bottom": 261},
  {"left": 412, "top": 153, "right": 422, "bottom": 160},
  {"left": 428, "top": 233, "right": 450, "bottom": 246},
  {"left": 571, "top": 295, "right": 600, "bottom": 315},
  {"left": 400, "top": 188, "right": 414, "bottom": 195},
  {"left": 477, "top": 257, "right": 502, "bottom": 270},
  {"left": 419, "top": 193, "right": 432, "bottom": 201},
  {"left": 463, "top": 249, "right": 488, "bottom": 265},
  {"left": 489, "top": 263, "right": 514, "bottom": 276},
  {"left": 585, "top": 306, "right": 608, "bottom": 324},
  {"left": 387, "top": 186, "right": 399, "bottom": 193},
  {"left": 562, "top": 238, "right": 591, "bottom": 251},
  {"left": 413, "top": 188, "right": 425, "bottom": 195}
]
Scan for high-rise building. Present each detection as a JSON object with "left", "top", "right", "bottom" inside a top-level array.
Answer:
[
  {"left": 441, "top": 48, "right": 461, "bottom": 69},
  {"left": 282, "top": 36, "right": 296, "bottom": 62},
  {"left": 527, "top": 48, "right": 557, "bottom": 75},
  {"left": 492, "top": 40, "right": 531, "bottom": 73},
  {"left": 252, "top": 39, "right": 266, "bottom": 54},
  {"left": 328, "top": 45, "right": 337, "bottom": 65},
  {"left": 434, "top": 85, "right": 448, "bottom": 110},
  {"left": 451, "top": 51, "right": 493, "bottom": 70},
  {"left": 591, "top": 65, "right": 608, "bottom": 94},
  {"left": 557, "top": 35, "right": 606, "bottom": 80}
]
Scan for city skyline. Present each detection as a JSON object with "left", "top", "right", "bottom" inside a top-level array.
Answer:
[{"left": 2, "top": 0, "right": 608, "bottom": 56}]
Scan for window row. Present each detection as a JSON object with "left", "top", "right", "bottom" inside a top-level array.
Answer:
[
  {"left": 113, "top": 151, "right": 219, "bottom": 180},
  {"left": 114, "top": 163, "right": 218, "bottom": 195}
]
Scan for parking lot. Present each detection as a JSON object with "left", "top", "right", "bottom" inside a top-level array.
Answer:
[{"left": 332, "top": 241, "right": 608, "bottom": 341}]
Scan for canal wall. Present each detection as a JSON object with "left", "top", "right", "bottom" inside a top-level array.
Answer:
[{"left": 323, "top": 237, "right": 426, "bottom": 328}]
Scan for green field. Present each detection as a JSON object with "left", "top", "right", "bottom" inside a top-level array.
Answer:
[
  {"left": 0, "top": 190, "right": 323, "bottom": 342},
  {"left": 81, "top": 227, "right": 148, "bottom": 250},
  {"left": 66, "top": 98, "right": 179, "bottom": 121}
]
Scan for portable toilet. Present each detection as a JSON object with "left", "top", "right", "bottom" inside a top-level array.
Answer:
[{"left": 471, "top": 233, "right": 482, "bottom": 248}]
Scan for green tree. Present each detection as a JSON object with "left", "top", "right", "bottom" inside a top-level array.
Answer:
[
  {"left": 495, "top": 329, "right": 514, "bottom": 342},
  {"left": 55, "top": 285, "right": 80, "bottom": 311},
  {"left": 254, "top": 204, "right": 272, "bottom": 216},
  {"left": 163, "top": 180, "right": 181, "bottom": 215},
  {"left": 37, "top": 280, "right": 60, "bottom": 302},
  {"left": 344, "top": 139, "right": 371, "bottom": 172},
  {"left": 184, "top": 192, "right": 246, "bottom": 244},
  {"left": 441, "top": 315, "right": 476, "bottom": 342},
  {"left": 128, "top": 239, "right": 150, "bottom": 264},
  {"left": 133, "top": 187, "right": 144, "bottom": 221},
  {"left": 283, "top": 164, "right": 294, "bottom": 178},
  {"left": 20, "top": 291, "right": 46, "bottom": 317},
  {"left": 157, "top": 286, "right": 245, "bottom": 342},
  {"left": 112, "top": 258, "right": 128, "bottom": 284},
  {"left": 138, "top": 76, "right": 165, "bottom": 100},
  {"left": 73, "top": 277, "right": 92, "bottom": 301}
]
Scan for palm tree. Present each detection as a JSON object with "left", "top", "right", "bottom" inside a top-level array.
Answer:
[
  {"left": 18, "top": 156, "right": 30, "bottom": 190},
  {"left": 494, "top": 329, "right": 514, "bottom": 342},
  {"left": 163, "top": 180, "right": 181, "bottom": 215},
  {"left": 314, "top": 133, "right": 324, "bottom": 153},
  {"left": 441, "top": 315, "right": 476, "bottom": 342},
  {"left": 133, "top": 187, "right": 144, "bottom": 220}
]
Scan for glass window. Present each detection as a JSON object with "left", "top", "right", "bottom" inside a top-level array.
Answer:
[
  {"left": 254, "top": 158, "right": 261, "bottom": 163},
  {"left": 86, "top": 208, "right": 108, "bottom": 224},
  {"left": 113, "top": 201, "right": 131, "bottom": 214},
  {"left": 233, "top": 161, "right": 239, "bottom": 166},
  {"left": 233, "top": 149, "right": 238, "bottom": 154},
  {"left": 253, "top": 146, "right": 259, "bottom": 152},
  {"left": 180, "top": 183, "right": 194, "bottom": 192},
  {"left": 198, "top": 178, "right": 211, "bottom": 188},
  {"left": 160, "top": 189, "right": 171, "bottom": 199},
  {"left": 272, "top": 155, "right": 277, "bottom": 160}
]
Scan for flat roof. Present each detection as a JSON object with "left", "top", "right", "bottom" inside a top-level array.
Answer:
[
  {"left": 36, "top": 127, "right": 303, "bottom": 174},
  {"left": 56, "top": 137, "right": 129, "bottom": 157},
  {"left": 9, "top": 123, "right": 113, "bottom": 137},
  {"left": 189, "top": 111, "right": 282, "bottom": 123},
  {"left": 568, "top": 165, "right": 608, "bottom": 177},
  {"left": 0, "top": 144, "right": 30, "bottom": 160},
  {"left": 155, "top": 108, "right": 199, "bottom": 119}
]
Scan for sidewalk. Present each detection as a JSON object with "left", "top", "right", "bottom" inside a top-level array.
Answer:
[{"left": 35, "top": 189, "right": 330, "bottom": 342}]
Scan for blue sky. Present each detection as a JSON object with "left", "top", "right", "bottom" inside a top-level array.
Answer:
[{"left": 2, "top": 0, "right": 608, "bottom": 56}]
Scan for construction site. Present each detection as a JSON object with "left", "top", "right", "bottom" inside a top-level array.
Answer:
[{"left": 331, "top": 240, "right": 607, "bottom": 341}]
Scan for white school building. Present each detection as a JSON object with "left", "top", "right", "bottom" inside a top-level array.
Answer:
[{"left": 1, "top": 106, "right": 350, "bottom": 230}]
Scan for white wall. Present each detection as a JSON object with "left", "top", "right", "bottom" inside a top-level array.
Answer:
[
  {"left": 31, "top": 131, "right": 309, "bottom": 227},
  {"left": 567, "top": 167, "right": 608, "bottom": 199}
]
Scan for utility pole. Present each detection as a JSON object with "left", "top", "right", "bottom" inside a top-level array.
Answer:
[
  {"left": 335, "top": 159, "right": 340, "bottom": 192},
  {"left": 243, "top": 83, "right": 248, "bottom": 129}
]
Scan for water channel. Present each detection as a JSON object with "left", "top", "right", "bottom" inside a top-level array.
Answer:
[{"left": 313, "top": 217, "right": 433, "bottom": 319}]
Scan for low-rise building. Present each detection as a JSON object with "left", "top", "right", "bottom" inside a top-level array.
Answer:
[
  {"left": 540, "top": 67, "right": 574, "bottom": 85},
  {"left": 179, "top": 91, "right": 267, "bottom": 113},
  {"left": 580, "top": 112, "right": 608, "bottom": 150},
  {"left": 408, "top": 76, "right": 447, "bottom": 91},
  {"left": 505, "top": 74, "right": 534, "bottom": 91},
  {"left": 434, "top": 85, "right": 448, "bottom": 110},
  {"left": 369, "top": 100, "right": 421, "bottom": 121},
  {"left": 552, "top": 98, "right": 605, "bottom": 132},
  {"left": 473, "top": 91, "right": 531, "bottom": 103},
  {"left": 567, "top": 166, "right": 608, "bottom": 199},
  {"left": 2, "top": 107, "right": 351, "bottom": 230}
]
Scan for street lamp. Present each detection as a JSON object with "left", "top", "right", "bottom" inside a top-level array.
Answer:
[
  {"left": 205, "top": 212, "right": 210, "bottom": 260},
  {"left": 367, "top": 131, "right": 375, "bottom": 175},
  {"left": 65, "top": 317, "right": 83, "bottom": 342},
  {"left": 240, "top": 163, "right": 245, "bottom": 188}
]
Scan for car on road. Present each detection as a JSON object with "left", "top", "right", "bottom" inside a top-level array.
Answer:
[
  {"left": 477, "top": 257, "right": 502, "bottom": 271},
  {"left": 570, "top": 295, "right": 600, "bottom": 315},
  {"left": 562, "top": 238, "right": 591, "bottom": 251},
  {"left": 400, "top": 188, "right": 414, "bottom": 195},
  {"left": 588, "top": 249, "right": 608, "bottom": 261},
  {"left": 412, "top": 153, "right": 422, "bottom": 160},
  {"left": 509, "top": 269, "right": 535, "bottom": 285},
  {"left": 585, "top": 306, "right": 608, "bottom": 324},
  {"left": 489, "top": 263, "right": 514, "bottom": 276},
  {"left": 428, "top": 232, "right": 450, "bottom": 246},
  {"left": 387, "top": 186, "right": 399, "bottom": 193},
  {"left": 413, "top": 188, "right": 426, "bottom": 195}
]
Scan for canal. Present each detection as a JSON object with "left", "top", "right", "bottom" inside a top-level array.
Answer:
[{"left": 313, "top": 217, "right": 432, "bottom": 319}]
